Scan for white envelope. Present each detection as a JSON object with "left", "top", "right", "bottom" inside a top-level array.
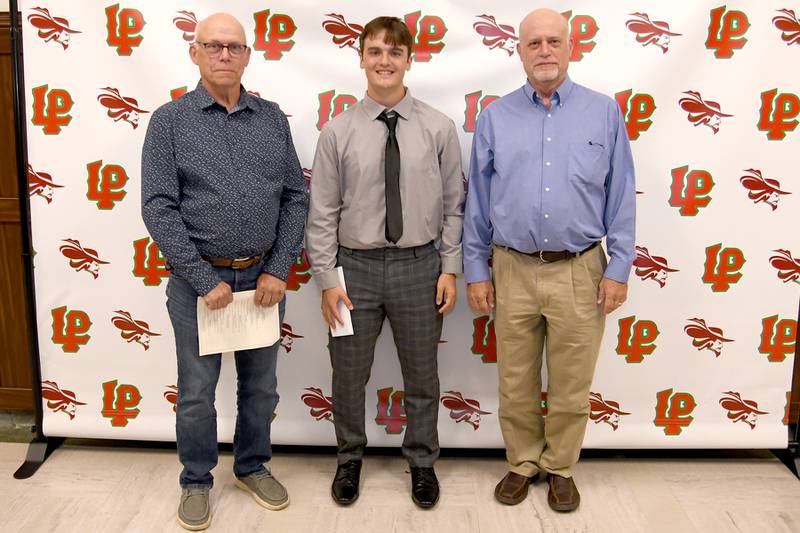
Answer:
[{"left": 330, "top": 266, "right": 354, "bottom": 337}]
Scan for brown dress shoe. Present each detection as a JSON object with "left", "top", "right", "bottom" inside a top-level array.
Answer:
[
  {"left": 494, "top": 471, "right": 539, "bottom": 505},
  {"left": 546, "top": 473, "right": 580, "bottom": 512}
]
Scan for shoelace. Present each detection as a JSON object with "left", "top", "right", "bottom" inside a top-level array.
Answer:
[
  {"left": 253, "top": 470, "right": 272, "bottom": 479},
  {"left": 335, "top": 461, "right": 359, "bottom": 483},
  {"left": 412, "top": 468, "right": 437, "bottom": 489}
]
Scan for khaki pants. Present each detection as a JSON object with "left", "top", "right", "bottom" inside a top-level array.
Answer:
[{"left": 493, "top": 245, "right": 606, "bottom": 478}]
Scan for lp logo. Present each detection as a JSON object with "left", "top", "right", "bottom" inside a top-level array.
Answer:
[
  {"left": 375, "top": 387, "right": 407, "bottom": 434},
  {"left": 654, "top": 389, "right": 696, "bottom": 436},
  {"left": 31, "top": 85, "right": 72, "bottom": 135},
  {"left": 132, "top": 237, "right": 169, "bottom": 286},
  {"left": 52, "top": 306, "right": 91, "bottom": 353},
  {"left": 86, "top": 160, "right": 128, "bottom": 209},
  {"left": 615, "top": 90, "right": 656, "bottom": 140},
  {"left": 316, "top": 90, "right": 357, "bottom": 130},
  {"left": 463, "top": 91, "right": 499, "bottom": 133},
  {"left": 758, "top": 89, "right": 799, "bottom": 141},
  {"left": 106, "top": 4, "right": 145, "bottom": 56},
  {"left": 616, "top": 316, "right": 659, "bottom": 363},
  {"left": 404, "top": 11, "right": 447, "bottom": 62},
  {"left": 706, "top": 6, "right": 748, "bottom": 59},
  {"left": 101, "top": 380, "right": 141, "bottom": 427},
  {"left": 702, "top": 244, "right": 745, "bottom": 292},
  {"left": 561, "top": 11, "right": 598, "bottom": 61},
  {"left": 253, "top": 10, "right": 297, "bottom": 60},
  {"left": 759, "top": 315, "right": 797, "bottom": 363},
  {"left": 669, "top": 166, "right": 714, "bottom": 216}
]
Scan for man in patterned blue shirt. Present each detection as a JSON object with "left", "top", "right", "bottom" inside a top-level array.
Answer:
[
  {"left": 141, "top": 13, "right": 307, "bottom": 531},
  {"left": 464, "top": 8, "right": 635, "bottom": 513}
]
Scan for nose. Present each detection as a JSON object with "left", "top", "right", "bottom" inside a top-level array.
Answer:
[
  {"left": 219, "top": 46, "right": 232, "bottom": 60},
  {"left": 539, "top": 42, "right": 552, "bottom": 56}
]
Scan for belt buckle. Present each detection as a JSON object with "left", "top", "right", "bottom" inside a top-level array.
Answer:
[
  {"left": 538, "top": 250, "right": 549, "bottom": 263},
  {"left": 233, "top": 256, "right": 252, "bottom": 269}
]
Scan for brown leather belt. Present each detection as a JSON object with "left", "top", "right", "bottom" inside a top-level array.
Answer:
[
  {"left": 502, "top": 241, "right": 599, "bottom": 263},
  {"left": 202, "top": 253, "right": 264, "bottom": 270}
]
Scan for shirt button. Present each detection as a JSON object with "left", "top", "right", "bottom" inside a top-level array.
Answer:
[
  {"left": 546, "top": 137, "right": 552, "bottom": 142},
  {"left": 545, "top": 162, "right": 551, "bottom": 166},
  {"left": 544, "top": 238, "right": 549, "bottom": 243},
  {"left": 544, "top": 214, "right": 549, "bottom": 219},
  {"left": 547, "top": 113, "right": 552, "bottom": 118},
  {"left": 545, "top": 187, "right": 550, "bottom": 192}
]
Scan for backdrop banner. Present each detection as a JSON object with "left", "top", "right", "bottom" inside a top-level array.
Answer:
[{"left": 20, "top": 0, "right": 799, "bottom": 448}]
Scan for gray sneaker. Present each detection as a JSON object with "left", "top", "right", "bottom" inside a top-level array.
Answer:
[
  {"left": 235, "top": 469, "right": 289, "bottom": 510},
  {"left": 177, "top": 487, "right": 211, "bottom": 531}
]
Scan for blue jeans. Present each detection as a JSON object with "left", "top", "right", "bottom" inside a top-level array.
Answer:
[{"left": 165, "top": 261, "right": 284, "bottom": 488}]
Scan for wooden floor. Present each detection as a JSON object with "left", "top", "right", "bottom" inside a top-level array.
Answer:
[{"left": 1, "top": 442, "right": 799, "bottom": 533}]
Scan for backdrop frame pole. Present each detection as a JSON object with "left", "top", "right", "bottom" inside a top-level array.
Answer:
[{"left": 9, "top": 0, "right": 65, "bottom": 480}]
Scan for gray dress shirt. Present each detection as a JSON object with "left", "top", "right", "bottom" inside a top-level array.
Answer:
[{"left": 306, "top": 90, "right": 465, "bottom": 290}]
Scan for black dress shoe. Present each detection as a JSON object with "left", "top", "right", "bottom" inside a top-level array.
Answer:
[
  {"left": 331, "top": 460, "right": 362, "bottom": 505},
  {"left": 410, "top": 466, "right": 439, "bottom": 508}
]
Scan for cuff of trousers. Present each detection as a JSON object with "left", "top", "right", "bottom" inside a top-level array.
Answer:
[{"left": 509, "top": 466, "right": 540, "bottom": 478}]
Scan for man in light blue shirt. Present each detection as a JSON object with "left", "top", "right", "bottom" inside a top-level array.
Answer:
[{"left": 463, "top": 8, "right": 635, "bottom": 512}]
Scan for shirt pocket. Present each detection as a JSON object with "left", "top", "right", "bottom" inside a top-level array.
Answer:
[{"left": 568, "top": 141, "right": 607, "bottom": 191}]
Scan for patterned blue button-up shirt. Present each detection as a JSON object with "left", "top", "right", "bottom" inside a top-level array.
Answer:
[{"left": 141, "top": 82, "right": 308, "bottom": 295}]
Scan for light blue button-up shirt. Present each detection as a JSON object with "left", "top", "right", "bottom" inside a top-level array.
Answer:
[{"left": 463, "top": 76, "right": 636, "bottom": 283}]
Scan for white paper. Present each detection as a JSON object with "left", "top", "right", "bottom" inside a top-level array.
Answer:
[
  {"left": 330, "top": 267, "right": 354, "bottom": 337},
  {"left": 197, "top": 290, "right": 280, "bottom": 355}
]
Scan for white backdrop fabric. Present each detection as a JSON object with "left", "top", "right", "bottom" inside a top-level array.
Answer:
[{"left": 20, "top": 0, "right": 799, "bottom": 448}]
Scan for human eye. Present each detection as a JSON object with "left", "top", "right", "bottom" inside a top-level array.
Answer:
[
  {"left": 230, "top": 44, "right": 247, "bottom": 54},
  {"left": 206, "top": 42, "right": 222, "bottom": 53}
]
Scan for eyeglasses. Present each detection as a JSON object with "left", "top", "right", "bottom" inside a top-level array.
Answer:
[{"left": 195, "top": 41, "right": 249, "bottom": 57}]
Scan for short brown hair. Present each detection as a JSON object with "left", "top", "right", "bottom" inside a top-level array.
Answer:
[{"left": 358, "top": 16, "right": 413, "bottom": 56}]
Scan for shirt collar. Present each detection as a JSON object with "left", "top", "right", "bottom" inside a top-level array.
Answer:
[
  {"left": 191, "top": 80, "right": 253, "bottom": 112},
  {"left": 362, "top": 88, "right": 413, "bottom": 120},
  {"left": 523, "top": 75, "right": 574, "bottom": 108}
]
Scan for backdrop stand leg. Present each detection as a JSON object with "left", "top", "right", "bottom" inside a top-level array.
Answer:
[
  {"left": 776, "top": 421, "right": 800, "bottom": 479},
  {"left": 13, "top": 437, "right": 65, "bottom": 479},
  {"left": 10, "top": 0, "right": 58, "bottom": 482}
]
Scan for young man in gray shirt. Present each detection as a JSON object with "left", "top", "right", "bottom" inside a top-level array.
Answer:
[{"left": 305, "top": 16, "right": 464, "bottom": 508}]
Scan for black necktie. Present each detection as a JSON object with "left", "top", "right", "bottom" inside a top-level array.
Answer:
[{"left": 377, "top": 110, "right": 403, "bottom": 243}]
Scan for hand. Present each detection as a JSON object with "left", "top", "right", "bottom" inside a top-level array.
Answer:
[
  {"left": 597, "top": 277, "right": 628, "bottom": 314},
  {"left": 436, "top": 273, "right": 457, "bottom": 314},
  {"left": 321, "top": 286, "right": 354, "bottom": 329},
  {"left": 203, "top": 281, "right": 233, "bottom": 310},
  {"left": 467, "top": 280, "right": 494, "bottom": 315},
  {"left": 254, "top": 273, "right": 287, "bottom": 307}
]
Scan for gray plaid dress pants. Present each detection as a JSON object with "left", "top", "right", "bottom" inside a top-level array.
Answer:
[{"left": 328, "top": 242, "right": 442, "bottom": 467}]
